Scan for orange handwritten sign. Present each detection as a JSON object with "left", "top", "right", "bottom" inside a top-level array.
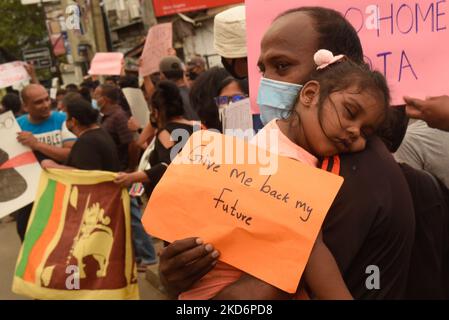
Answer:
[{"left": 143, "top": 130, "right": 343, "bottom": 293}]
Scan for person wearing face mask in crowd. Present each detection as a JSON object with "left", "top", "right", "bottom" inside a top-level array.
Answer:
[
  {"left": 189, "top": 66, "right": 248, "bottom": 132},
  {"left": 157, "top": 7, "right": 418, "bottom": 300},
  {"left": 186, "top": 56, "right": 207, "bottom": 85},
  {"left": 41, "top": 97, "right": 120, "bottom": 172},
  {"left": 179, "top": 50, "right": 391, "bottom": 300},
  {"left": 93, "top": 84, "right": 139, "bottom": 172}
]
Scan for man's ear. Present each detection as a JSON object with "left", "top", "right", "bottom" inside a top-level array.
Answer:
[
  {"left": 22, "top": 103, "right": 29, "bottom": 113},
  {"left": 299, "top": 81, "right": 320, "bottom": 108}
]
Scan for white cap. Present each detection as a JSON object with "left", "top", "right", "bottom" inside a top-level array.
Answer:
[{"left": 214, "top": 5, "right": 247, "bottom": 59}]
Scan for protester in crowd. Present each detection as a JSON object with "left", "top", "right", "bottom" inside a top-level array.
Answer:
[
  {"left": 15, "top": 84, "right": 77, "bottom": 241},
  {"left": 131, "top": 78, "right": 164, "bottom": 149},
  {"left": 215, "top": 76, "right": 249, "bottom": 129},
  {"left": 180, "top": 51, "right": 391, "bottom": 300},
  {"left": 214, "top": 5, "right": 247, "bottom": 80},
  {"left": 189, "top": 66, "right": 248, "bottom": 132},
  {"left": 213, "top": 4, "right": 262, "bottom": 131},
  {"left": 186, "top": 55, "right": 207, "bottom": 84},
  {"left": 17, "top": 84, "right": 76, "bottom": 163},
  {"left": 57, "top": 92, "right": 84, "bottom": 113},
  {"left": 94, "top": 84, "right": 138, "bottom": 171},
  {"left": 159, "top": 56, "right": 199, "bottom": 121},
  {"left": 80, "top": 77, "right": 100, "bottom": 104},
  {"left": 1, "top": 93, "right": 22, "bottom": 117},
  {"left": 115, "top": 81, "right": 197, "bottom": 266},
  {"left": 114, "top": 81, "right": 197, "bottom": 194},
  {"left": 158, "top": 7, "right": 416, "bottom": 300},
  {"left": 41, "top": 97, "right": 120, "bottom": 171},
  {"left": 189, "top": 66, "right": 231, "bottom": 131}
]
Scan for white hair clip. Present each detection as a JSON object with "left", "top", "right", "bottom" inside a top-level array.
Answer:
[{"left": 314, "top": 49, "right": 346, "bottom": 70}]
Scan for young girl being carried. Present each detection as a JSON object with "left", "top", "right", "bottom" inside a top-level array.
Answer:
[{"left": 180, "top": 49, "right": 391, "bottom": 300}]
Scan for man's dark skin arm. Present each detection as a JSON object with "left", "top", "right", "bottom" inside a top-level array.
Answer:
[
  {"left": 159, "top": 237, "right": 220, "bottom": 298},
  {"left": 212, "top": 274, "right": 292, "bottom": 300},
  {"left": 159, "top": 238, "right": 292, "bottom": 300},
  {"left": 127, "top": 140, "right": 141, "bottom": 171},
  {"left": 404, "top": 95, "right": 449, "bottom": 131}
]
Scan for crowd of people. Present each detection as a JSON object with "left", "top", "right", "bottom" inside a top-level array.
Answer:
[{"left": 2, "top": 4, "right": 449, "bottom": 300}]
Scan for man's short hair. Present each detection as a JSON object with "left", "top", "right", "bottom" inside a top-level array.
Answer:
[
  {"left": 65, "top": 83, "right": 79, "bottom": 92},
  {"left": 99, "top": 84, "right": 119, "bottom": 103}
]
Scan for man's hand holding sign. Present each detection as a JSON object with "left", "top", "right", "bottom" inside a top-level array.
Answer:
[{"left": 143, "top": 131, "right": 343, "bottom": 294}]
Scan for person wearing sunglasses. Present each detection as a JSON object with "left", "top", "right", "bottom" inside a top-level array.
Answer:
[
  {"left": 214, "top": 77, "right": 249, "bottom": 130},
  {"left": 190, "top": 68, "right": 249, "bottom": 132},
  {"left": 214, "top": 93, "right": 247, "bottom": 108}
]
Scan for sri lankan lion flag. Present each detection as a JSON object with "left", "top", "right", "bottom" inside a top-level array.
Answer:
[{"left": 12, "top": 169, "right": 139, "bottom": 299}]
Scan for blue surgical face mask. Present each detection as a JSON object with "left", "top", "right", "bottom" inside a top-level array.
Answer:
[
  {"left": 91, "top": 99, "right": 99, "bottom": 110},
  {"left": 257, "top": 77, "right": 303, "bottom": 125}
]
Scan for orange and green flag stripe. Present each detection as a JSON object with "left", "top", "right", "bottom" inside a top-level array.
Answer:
[{"left": 15, "top": 179, "right": 66, "bottom": 283}]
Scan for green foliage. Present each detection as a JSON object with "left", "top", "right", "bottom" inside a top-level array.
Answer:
[{"left": 0, "top": 0, "right": 47, "bottom": 59}]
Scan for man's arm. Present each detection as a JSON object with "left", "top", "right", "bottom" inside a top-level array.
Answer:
[
  {"left": 24, "top": 63, "right": 39, "bottom": 84},
  {"left": 212, "top": 274, "right": 291, "bottom": 300},
  {"left": 404, "top": 95, "right": 449, "bottom": 131},
  {"left": 34, "top": 141, "right": 72, "bottom": 163},
  {"left": 143, "top": 75, "right": 155, "bottom": 100},
  {"left": 17, "top": 132, "right": 73, "bottom": 163},
  {"left": 127, "top": 140, "right": 141, "bottom": 171},
  {"left": 158, "top": 238, "right": 220, "bottom": 298},
  {"left": 114, "top": 113, "right": 139, "bottom": 171},
  {"left": 136, "top": 122, "right": 156, "bottom": 149}
]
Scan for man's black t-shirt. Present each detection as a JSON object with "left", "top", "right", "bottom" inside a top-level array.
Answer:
[
  {"left": 399, "top": 163, "right": 449, "bottom": 299},
  {"left": 322, "top": 137, "right": 415, "bottom": 299},
  {"left": 65, "top": 127, "right": 120, "bottom": 172}
]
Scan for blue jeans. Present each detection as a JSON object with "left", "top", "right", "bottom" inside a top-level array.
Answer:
[{"left": 130, "top": 198, "right": 157, "bottom": 264}]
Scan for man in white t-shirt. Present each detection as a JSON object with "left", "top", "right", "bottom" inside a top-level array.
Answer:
[{"left": 15, "top": 84, "right": 76, "bottom": 241}]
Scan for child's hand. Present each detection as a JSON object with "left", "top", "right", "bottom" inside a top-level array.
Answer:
[{"left": 114, "top": 172, "right": 135, "bottom": 188}]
